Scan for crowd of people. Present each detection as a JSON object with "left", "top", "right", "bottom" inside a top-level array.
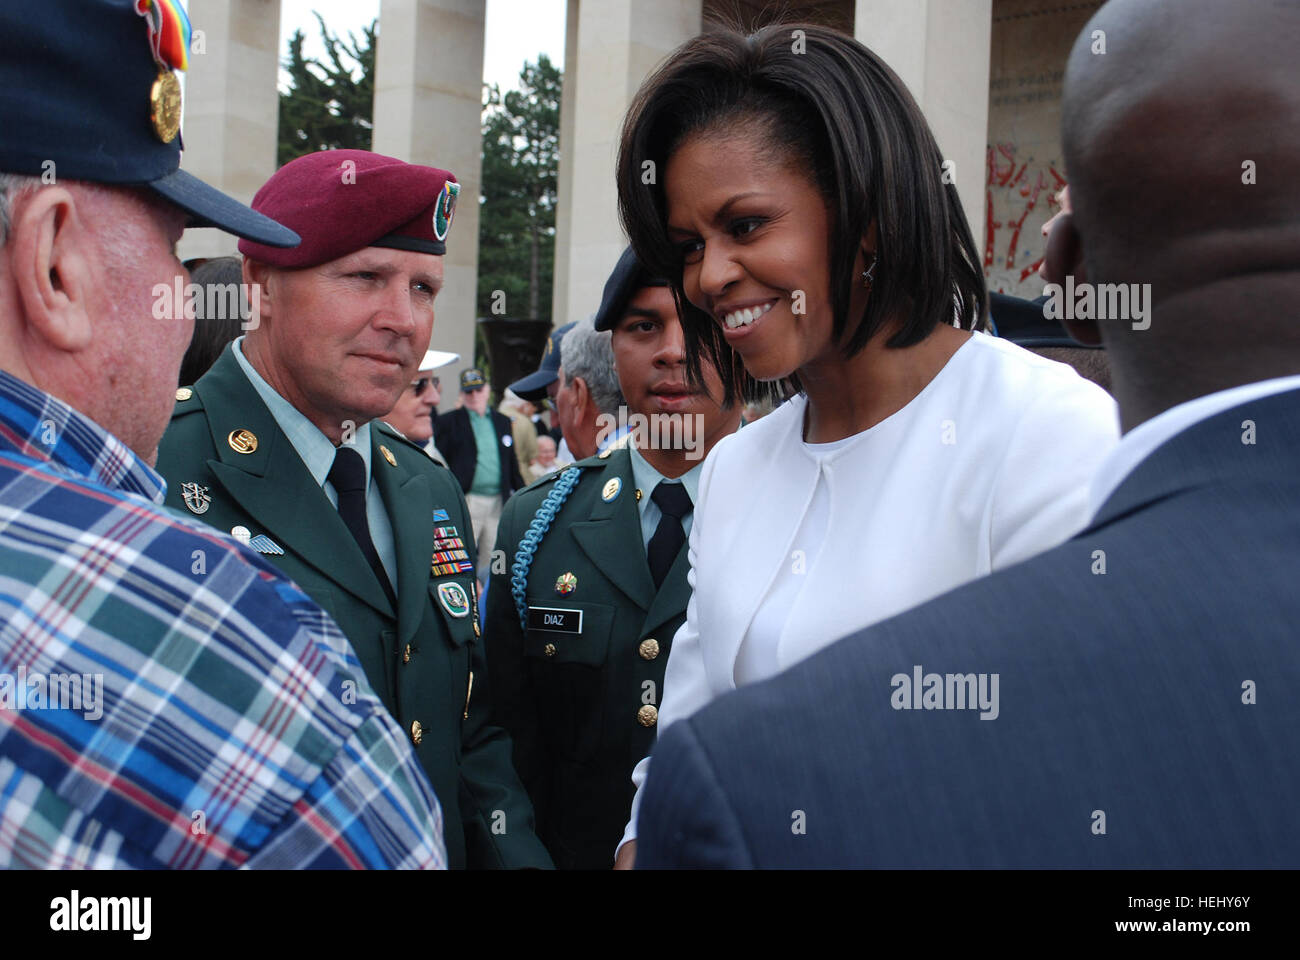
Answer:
[{"left": 0, "top": 0, "right": 1295, "bottom": 871}]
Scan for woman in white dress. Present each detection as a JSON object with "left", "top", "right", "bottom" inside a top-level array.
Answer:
[{"left": 612, "top": 23, "right": 1120, "bottom": 865}]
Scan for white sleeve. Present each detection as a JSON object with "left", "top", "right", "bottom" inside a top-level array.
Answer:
[
  {"left": 617, "top": 434, "right": 729, "bottom": 858},
  {"left": 989, "top": 372, "right": 1120, "bottom": 568}
]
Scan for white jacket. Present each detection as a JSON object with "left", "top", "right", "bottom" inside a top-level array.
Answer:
[{"left": 620, "top": 332, "right": 1121, "bottom": 853}]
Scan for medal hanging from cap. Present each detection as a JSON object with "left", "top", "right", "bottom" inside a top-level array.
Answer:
[{"left": 134, "top": 0, "right": 192, "bottom": 144}]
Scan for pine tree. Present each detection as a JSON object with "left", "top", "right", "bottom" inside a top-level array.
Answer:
[
  {"left": 277, "top": 14, "right": 375, "bottom": 166},
  {"left": 478, "top": 55, "right": 562, "bottom": 324}
]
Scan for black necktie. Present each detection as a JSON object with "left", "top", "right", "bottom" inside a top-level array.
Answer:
[
  {"left": 328, "top": 446, "right": 396, "bottom": 609},
  {"left": 647, "top": 481, "right": 692, "bottom": 589}
]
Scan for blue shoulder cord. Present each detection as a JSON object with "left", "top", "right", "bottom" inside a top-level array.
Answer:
[{"left": 510, "top": 466, "right": 583, "bottom": 632}]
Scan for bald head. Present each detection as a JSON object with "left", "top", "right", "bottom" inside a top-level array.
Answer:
[
  {"left": 1063, "top": 0, "right": 1300, "bottom": 286},
  {"left": 1058, "top": 0, "right": 1300, "bottom": 429}
]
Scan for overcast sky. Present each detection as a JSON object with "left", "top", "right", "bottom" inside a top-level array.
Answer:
[{"left": 275, "top": 0, "right": 566, "bottom": 93}]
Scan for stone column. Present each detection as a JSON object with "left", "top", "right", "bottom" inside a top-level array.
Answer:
[
  {"left": 552, "top": 0, "right": 702, "bottom": 328},
  {"left": 550, "top": 0, "right": 580, "bottom": 332},
  {"left": 178, "top": 0, "right": 283, "bottom": 261},
  {"left": 373, "top": 0, "right": 487, "bottom": 409},
  {"left": 855, "top": 0, "right": 993, "bottom": 255}
]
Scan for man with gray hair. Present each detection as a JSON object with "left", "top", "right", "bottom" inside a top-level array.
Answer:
[
  {"left": 0, "top": 0, "right": 446, "bottom": 868},
  {"left": 554, "top": 314, "right": 626, "bottom": 460}
]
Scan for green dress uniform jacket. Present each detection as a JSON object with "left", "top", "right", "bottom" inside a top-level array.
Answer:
[
  {"left": 156, "top": 348, "right": 552, "bottom": 870},
  {"left": 485, "top": 446, "right": 691, "bottom": 869}
]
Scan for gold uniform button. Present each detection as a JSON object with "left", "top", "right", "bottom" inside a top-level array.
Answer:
[
  {"left": 175, "top": 387, "right": 193, "bottom": 402},
  {"left": 403, "top": 643, "right": 412, "bottom": 664},
  {"left": 639, "top": 638, "right": 660, "bottom": 660},
  {"left": 410, "top": 720, "right": 424, "bottom": 746},
  {"left": 543, "top": 642, "right": 557, "bottom": 657},
  {"left": 637, "top": 704, "right": 658, "bottom": 727}
]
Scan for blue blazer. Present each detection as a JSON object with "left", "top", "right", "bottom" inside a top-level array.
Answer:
[{"left": 637, "top": 389, "right": 1300, "bottom": 868}]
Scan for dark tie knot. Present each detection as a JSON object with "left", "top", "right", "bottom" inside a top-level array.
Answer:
[
  {"left": 651, "top": 481, "right": 692, "bottom": 519},
  {"left": 328, "top": 446, "right": 368, "bottom": 495}
]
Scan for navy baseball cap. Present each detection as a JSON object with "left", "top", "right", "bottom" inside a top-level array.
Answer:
[
  {"left": 592, "top": 246, "right": 669, "bottom": 332},
  {"left": 510, "top": 322, "right": 575, "bottom": 401},
  {"left": 0, "top": 0, "right": 299, "bottom": 248}
]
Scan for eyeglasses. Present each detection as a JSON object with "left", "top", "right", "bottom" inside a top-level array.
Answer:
[{"left": 410, "top": 376, "right": 440, "bottom": 395}]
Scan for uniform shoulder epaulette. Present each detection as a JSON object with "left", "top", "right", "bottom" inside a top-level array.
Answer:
[
  {"left": 517, "top": 456, "right": 604, "bottom": 496},
  {"left": 170, "top": 385, "right": 204, "bottom": 418},
  {"left": 375, "top": 419, "right": 433, "bottom": 459}
]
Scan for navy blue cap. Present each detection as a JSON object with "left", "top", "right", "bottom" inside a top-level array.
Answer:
[
  {"left": 0, "top": 0, "right": 299, "bottom": 248},
  {"left": 592, "top": 246, "right": 669, "bottom": 332},
  {"left": 989, "top": 292, "right": 1101, "bottom": 349},
  {"left": 510, "top": 322, "right": 575, "bottom": 401}
]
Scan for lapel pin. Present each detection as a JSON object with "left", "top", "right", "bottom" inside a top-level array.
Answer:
[
  {"left": 380, "top": 445, "right": 397, "bottom": 467},
  {"left": 635, "top": 488, "right": 643, "bottom": 503},
  {"left": 227, "top": 429, "right": 258, "bottom": 454},
  {"left": 180, "top": 481, "right": 211, "bottom": 515},
  {"left": 555, "top": 572, "right": 578, "bottom": 595},
  {"left": 175, "top": 387, "right": 193, "bottom": 402},
  {"left": 601, "top": 477, "right": 621, "bottom": 502},
  {"left": 230, "top": 525, "right": 251, "bottom": 545}
]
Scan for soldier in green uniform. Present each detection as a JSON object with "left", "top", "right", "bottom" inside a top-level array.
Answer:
[
  {"left": 485, "top": 248, "right": 741, "bottom": 868},
  {"left": 156, "top": 149, "right": 551, "bottom": 870}
]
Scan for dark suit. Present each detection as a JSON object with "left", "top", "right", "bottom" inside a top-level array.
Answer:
[
  {"left": 434, "top": 407, "right": 525, "bottom": 502},
  {"left": 637, "top": 389, "right": 1300, "bottom": 868},
  {"left": 157, "top": 347, "right": 551, "bottom": 869},
  {"left": 486, "top": 446, "right": 692, "bottom": 868}
]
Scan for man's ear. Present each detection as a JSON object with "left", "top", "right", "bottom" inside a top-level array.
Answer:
[
  {"left": 1043, "top": 212, "right": 1102, "bottom": 347},
  {"left": 242, "top": 257, "right": 274, "bottom": 332},
  {"left": 572, "top": 376, "right": 591, "bottom": 416},
  {"left": 10, "top": 187, "right": 96, "bottom": 352}
]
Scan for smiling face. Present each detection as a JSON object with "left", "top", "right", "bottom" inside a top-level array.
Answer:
[
  {"left": 665, "top": 133, "right": 852, "bottom": 383},
  {"left": 244, "top": 247, "right": 441, "bottom": 441}
]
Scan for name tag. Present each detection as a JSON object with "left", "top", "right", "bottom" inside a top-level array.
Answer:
[{"left": 527, "top": 606, "right": 583, "bottom": 634}]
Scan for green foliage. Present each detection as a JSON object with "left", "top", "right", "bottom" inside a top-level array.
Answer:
[
  {"left": 478, "top": 55, "right": 562, "bottom": 326},
  {"left": 277, "top": 14, "right": 375, "bottom": 166},
  {"left": 275, "top": 21, "right": 561, "bottom": 366}
]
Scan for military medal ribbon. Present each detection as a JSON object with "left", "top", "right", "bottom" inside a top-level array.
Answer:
[{"left": 134, "top": 0, "right": 192, "bottom": 72}]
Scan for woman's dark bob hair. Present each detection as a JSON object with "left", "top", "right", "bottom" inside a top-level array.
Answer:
[{"left": 617, "top": 21, "right": 987, "bottom": 403}]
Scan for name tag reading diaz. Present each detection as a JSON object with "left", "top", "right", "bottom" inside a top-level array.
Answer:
[{"left": 527, "top": 606, "right": 583, "bottom": 634}]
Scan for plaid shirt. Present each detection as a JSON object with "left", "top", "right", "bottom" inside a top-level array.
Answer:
[{"left": 0, "top": 371, "right": 446, "bottom": 868}]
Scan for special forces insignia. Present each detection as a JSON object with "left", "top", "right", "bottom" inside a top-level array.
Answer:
[
  {"left": 433, "top": 180, "right": 460, "bottom": 241},
  {"left": 180, "top": 482, "right": 211, "bottom": 515},
  {"left": 437, "top": 581, "right": 471, "bottom": 618}
]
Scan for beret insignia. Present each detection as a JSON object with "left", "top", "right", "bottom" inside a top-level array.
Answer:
[{"left": 434, "top": 180, "right": 460, "bottom": 242}]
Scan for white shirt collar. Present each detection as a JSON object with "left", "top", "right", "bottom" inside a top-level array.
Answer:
[{"left": 1089, "top": 374, "right": 1300, "bottom": 517}]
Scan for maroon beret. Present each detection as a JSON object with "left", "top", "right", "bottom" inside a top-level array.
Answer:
[{"left": 237, "top": 149, "right": 460, "bottom": 268}]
